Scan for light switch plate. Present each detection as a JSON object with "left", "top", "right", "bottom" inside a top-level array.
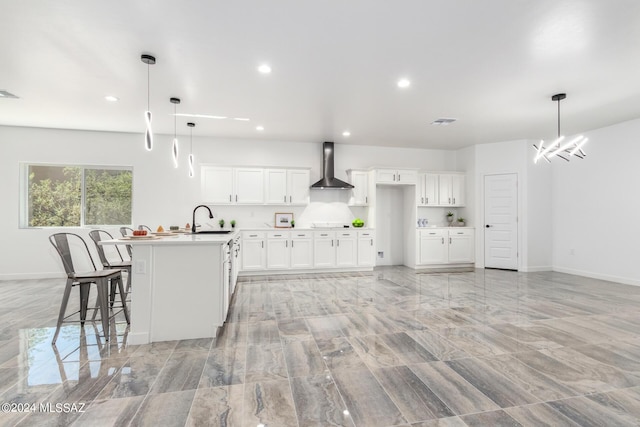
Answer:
[{"left": 135, "top": 260, "right": 146, "bottom": 274}]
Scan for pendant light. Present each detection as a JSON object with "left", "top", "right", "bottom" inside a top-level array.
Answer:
[
  {"left": 170, "top": 97, "right": 181, "bottom": 168},
  {"left": 187, "top": 122, "right": 196, "bottom": 178},
  {"left": 141, "top": 54, "right": 156, "bottom": 151},
  {"left": 533, "top": 93, "right": 587, "bottom": 163}
]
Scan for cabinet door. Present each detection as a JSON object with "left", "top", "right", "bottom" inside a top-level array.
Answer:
[
  {"left": 419, "top": 230, "right": 448, "bottom": 264},
  {"left": 336, "top": 232, "right": 357, "bottom": 267},
  {"left": 242, "top": 239, "right": 265, "bottom": 270},
  {"left": 201, "top": 166, "right": 234, "bottom": 204},
  {"left": 287, "top": 169, "right": 310, "bottom": 205},
  {"left": 234, "top": 168, "right": 264, "bottom": 204},
  {"left": 291, "top": 233, "right": 313, "bottom": 269},
  {"left": 267, "top": 237, "right": 290, "bottom": 269},
  {"left": 451, "top": 175, "right": 465, "bottom": 206},
  {"left": 349, "top": 171, "right": 369, "bottom": 205},
  {"left": 265, "top": 169, "right": 287, "bottom": 204},
  {"left": 376, "top": 169, "right": 397, "bottom": 183},
  {"left": 424, "top": 174, "right": 439, "bottom": 205},
  {"left": 438, "top": 174, "right": 453, "bottom": 205},
  {"left": 448, "top": 230, "right": 474, "bottom": 263},
  {"left": 357, "top": 231, "right": 375, "bottom": 266},
  {"left": 396, "top": 170, "right": 417, "bottom": 184},
  {"left": 313, "top": 232, "right": 335, "bottom": 267}
]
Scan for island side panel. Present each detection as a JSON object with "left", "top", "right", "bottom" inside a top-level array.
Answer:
[
  {"left": 129, "top": 244, "right": 154, "bottom": 345},
  {"left": 150, "top": 243, "right": 223, "bottom": 342}
]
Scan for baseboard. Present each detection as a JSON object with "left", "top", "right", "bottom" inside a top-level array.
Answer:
[
  {"left": 552, "top": 266, "right": 640, "bottom": 287},
  {"left": 520, "top": 265, "right": 553, "bottom": 272},
  {"left": 0, "top": 272, "right": 65, "bottom": 281},
  {"left": 239, "top": 267, "right": 373, "bottom": 277},
  {"left": 128, "top": 332, "right": 151, "bottom": 346}
]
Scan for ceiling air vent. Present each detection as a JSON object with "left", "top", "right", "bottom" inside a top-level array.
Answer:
[
  {"left": 0, "top": 90, "right": 19, "bottom": 99},
  {"left": 431, "top": 118, "right": 457, "bottom": 126}
]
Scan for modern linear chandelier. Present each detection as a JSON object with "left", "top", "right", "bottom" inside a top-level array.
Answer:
[
  {"left": 533, "top": 93, "right": 587, "bottom": 163},
  {"left": 141, "top": 54, "right": 156, "bottom": 151},
  {"left": 187, "top": 122, "right": 196, "bottom": 178},
  {"left": 170, "top": 97, "right": 181, "bottom": 168}
]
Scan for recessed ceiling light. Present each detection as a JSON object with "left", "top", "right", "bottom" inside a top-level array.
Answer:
[
  {"left": 234, "top": 117, "right": 250, "bottom": 121},
  {"left": 258, "top": 64, "right": 272, "bottom": 74},
  {"left": 397, "top": 78, "right": 411, "bottom": 88},
  {"left": 342, "top": 131, "right": 351, "bottom": 137},
  {"left": 105, "top": 95, "right": 119, "bottom": 102},
  {"left": 256, "top": 125, "right": 264, "bottom": 131}
]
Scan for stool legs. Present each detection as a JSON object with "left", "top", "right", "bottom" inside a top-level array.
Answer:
[
  {"left": 97, "top": 277, "right": 110, "bottom": 341},
  {"left": 52, "top": 279, "right": 74, "bottom": 344},
  {"left": 116, "top": 275, "right": 130, "bottom": 324}
]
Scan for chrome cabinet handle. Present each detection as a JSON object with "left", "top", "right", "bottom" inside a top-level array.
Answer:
[
  {"left": 449, "top": 237, "right": 452, "bottom": 244},
  {"left": 370, "top": 239, "right": 373, "bottom": 245},
  {"left": 286, "top": 241, "right": 288, "bottom": 247},
  {"left": 331, "top": 240, "right": 334, "bottom": 247},
  {"left": 337, "top": 240, "right": 340, "bottom": 246},
  {"left": 289, "top": 196, "right": 292, "bottom": 203},
  {"left": 261, "top": 241, "right": 264, "bottom": 248},
  {"left": 441, "top": 237, "right": 444, "bottom": 244},
  {"left": 426, "top": 197, "right": 428, "bottom": 203},
  {"left": 284, "top": 195, "right": 287, "bottom": 203},
  {"left": 235, "top": 195, "right": 238, "bottom": 202},
  {"left": 365, "top": 196, "right": 368, "bottom": 203},
  {"left": 398, "top": 174, "right": 401, "bottom": 181},
  {"left": 249, "top": 234, "right": 257, "bottom": 237},
  {"left": 291, "top": 240, "right": 294, "bottom": 247},
  {"left": 229, "top": 195, "right": 232, "bottom": 202},
  {"left": 449, "top": 198, "right": 451, "bottom": 204}
]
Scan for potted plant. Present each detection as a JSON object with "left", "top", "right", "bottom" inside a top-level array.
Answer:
[
  {"left": 230, "top": 220, "right": 236, "bottom": 229},
  {"left": 446, "top": 212, "right": 454, "bottom": 224},
  {"left": 457, "top": 217, "right": 466, "bottom": 226},
  {"left": 219, "top": 219, "right": 225, "bottom": 228},
  {"left": 290, "top": 220, "right": 295, "bottom": 228}
]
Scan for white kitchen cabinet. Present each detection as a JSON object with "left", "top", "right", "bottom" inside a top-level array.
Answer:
[
  {"left": 336, "top": 230, "right": 357, "bottom": 267},
  {"left": 291, "top": 231, "right": 313, "bottom": 269},
  {"left": 267, "top": 231, "right": 290, "bottom": 269},
  {"left": 265, "top": 169, "right": 310, "bottom": 205},
  {"left": 357, "top": 230, "right": 376, "bottom": 267},
  {"left": 448, "top": 229, "right": 475, "bottom": 263},
  {"left": 287, "top": 169, "right": 310, "bottom": 205},
  {"left": 201, "top": 166, "right": 264, "bottom": 204},
  {"left": 222, "top": 242, "right": 231, "bottom": 321},
  {"left": 375, "top": 169, "right": 417, "bottom": 184},
  {"left": 417, "top": 173, "right": 439, "bottom": 206},
  {"left": 347, "top": 170, "right": 369, "bottom": 205},
  {"left": 234, "top": 168, "right": 264, "bottom": 204},
  {"left": 201, "top": 166, "right": 234, "bottom": 204},
  {"left": 418, "top": 228, "right": 474, "bottom": 265},
  {"left": 241, "top": 231, "right": 266, "bottom": 270},
  {"left": 419, "top": 229, "right": 448, "bottom": 264},
  {"left": 313, "top": 231, "right": 336, "bottom": 268},
  {"left": 438, "top": 174, "right": 465, "bottom": 206},
  {"left": 231, "top": 234, "right": 241, "bottom": 294}
]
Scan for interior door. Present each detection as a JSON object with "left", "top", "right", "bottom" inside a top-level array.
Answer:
[{"left": 484, "top": 174, "right": 518, "bottom": 270}]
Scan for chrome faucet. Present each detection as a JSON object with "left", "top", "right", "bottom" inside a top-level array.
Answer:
[{"left": 192, "top": 205, "right": 214, "bottom": 233}]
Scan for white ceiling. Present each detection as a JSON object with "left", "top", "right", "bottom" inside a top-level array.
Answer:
[{"left": 2, "top": 0, "right": 640, "bottom": 149}]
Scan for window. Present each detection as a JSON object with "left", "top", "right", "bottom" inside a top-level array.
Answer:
[{"left": 22, "top": 164, "right": 132, "bottom": 227}]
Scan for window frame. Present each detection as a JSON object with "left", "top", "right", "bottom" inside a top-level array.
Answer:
[{"left": 19, "top": 162, "right": 134, "bottom": 229}]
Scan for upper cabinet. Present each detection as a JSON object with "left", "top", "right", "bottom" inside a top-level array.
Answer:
[
  {"left": 438, "top": 174, "right": 465, "bottom": 207},
  {"left": 375, "top": 169, "right": 417, "bottom": 184},
  {"left": 265, "top": 168, "right": 310, "bottom": 205},
  {"left": 347, "top": 170, "right": 369, "bottom": 206},
  {"left": 417, "top": 173, "right": 439, "bottom": 206},
  {"left": 202, "top": 166, "right": 309, "bottom": 205}
]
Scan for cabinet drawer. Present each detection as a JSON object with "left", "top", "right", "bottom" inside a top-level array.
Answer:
[
  {"left": 358, "top": 230, "right": 374, "bottom": 238},
  {"left": 420, "top": 229, "right": 447, "bottom": 238},
  {"left": 242, "top": 231, "right": 266, "bottom": 239},
  {"left": 313, "top": 231, "right": 336, "bottom": 239},
  {"left": 448, "top": 229, "right": 473, "bottom": 237},
  {"left": 292, "top": 231, "right": 312, "bottom": 239},
  {"left": 267, "top": 231, "right": 290, "bottom": 239},
  {"left": 337, "top": 231, "right": 356, "bottom": 238}
]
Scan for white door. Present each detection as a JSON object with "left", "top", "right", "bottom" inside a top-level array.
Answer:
[
  {"left": 265, "top": 169, "right": 287, "bottom": 204},
  {"left": 484, "top": 174, "right": 518, "bottom": 270},
  {"left": 287, "top": 169, "right": 310, "bottom": 204}
]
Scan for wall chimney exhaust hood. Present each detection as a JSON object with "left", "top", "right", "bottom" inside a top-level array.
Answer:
[{"left": 311, "top": 142, "right": 354, "bottom": 189}]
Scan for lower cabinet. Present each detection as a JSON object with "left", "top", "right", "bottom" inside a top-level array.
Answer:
[
  {"left": 291, "top": 231, "right": 313, "bottom": 269},
  {"left": 418, "top": 228, "right": 474, "bottom": 265},
  {"left": 242, "top": 231, "right": 266, "bottom": 270},
  {"left": 336, "top": 231, "right": 357, "bottom": 267},
  {"left": 314, "top": 231, "right": 336, "bottom": 268},
  {"left": 357, "top": 230, "right": 376, "bottom": 266},
  {"left": 267, "top": 231, "right": 290, "bottom": 269}
]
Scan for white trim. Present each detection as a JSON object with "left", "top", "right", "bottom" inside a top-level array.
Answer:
[
  {"left": 0, "top": 272, "right": 65, "bottom": 281},
  {"left": 520, "top": 265, "right": 552, "bottom": 272},
  {"left": 239, "top": 267, "right": 373, "bottom": 276},
  {"left": 553, "top": 266, "right": 640, "bottom": 287}
]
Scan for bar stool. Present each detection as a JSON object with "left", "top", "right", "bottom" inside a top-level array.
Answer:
[
  {"left": 119, "top": 227, "right": 134, "bottom": 257},
  {"left": 89, "top": 230, "right": 132, "bottom": 301},
  {"left": 49, "top": 233, "right": 130, "bottom": 344}
]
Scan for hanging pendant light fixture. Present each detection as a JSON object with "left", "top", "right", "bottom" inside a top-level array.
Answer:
[
  {"left": 170, "top": 97, "right": 181, "bottom": 168},
  {"left": 533, "top": 93, "right": 587, "bottom": 163},
  {"left": 187, "top": 122, "right": 196, "bottom": 178},
  {"left": 141, "top": 54, "right": 156, "bottom": 151}
]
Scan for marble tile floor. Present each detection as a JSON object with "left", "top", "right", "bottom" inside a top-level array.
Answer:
[{"left": 1, "top": 267, "right": 640, "bottom": 426}]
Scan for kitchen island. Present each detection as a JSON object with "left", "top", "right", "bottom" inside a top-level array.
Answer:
[{"left": 101, "top": 232, "right": 239, "bottom": 345}]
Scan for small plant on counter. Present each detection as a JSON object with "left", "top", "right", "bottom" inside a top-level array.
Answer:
[
  {"left": 446, "top": 211, "right": 454, "bottom": 217},
  {"left": 457, "top": 217, "right": 466, "bottom": 226},
  {"left": 219, "top": 219, "right": 225, "bottom": 228},
  {"left": 290, "top": 220, "right": 295, "bottom": 228},
  {"left": 446, "top": 211, "right": 454, "bottom": 224},
  {"left": 230, "top": 220, "right": 236, "bottom": 228}
]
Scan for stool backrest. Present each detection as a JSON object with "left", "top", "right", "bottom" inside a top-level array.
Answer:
[
  {"left": 89, "top": 230, "right": 126, "bottom": 267},
  {"left": 119, "top": 227, "right": 134, "bottom": 237},
  {"left": 49, "top": 233, "right": 98, "bottom": 278}
]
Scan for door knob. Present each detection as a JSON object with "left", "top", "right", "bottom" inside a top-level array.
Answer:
[{"left": 485, "top": 224, "right": 491, "bottom": 228}]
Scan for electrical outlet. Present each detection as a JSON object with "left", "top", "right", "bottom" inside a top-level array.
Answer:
[
  {"left": 377, "top": 251, "right": 384, "bottom": 258},
  {"left": 135, "top": 260, "right": 146, "bottom": 274}
]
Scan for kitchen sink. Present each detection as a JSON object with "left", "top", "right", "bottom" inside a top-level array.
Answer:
[{"left": 192, "top": 230, "right": 233, "bottom": 234}]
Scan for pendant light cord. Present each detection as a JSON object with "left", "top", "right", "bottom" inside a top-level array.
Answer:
[
  {"left": 557, "top": 98, "right": 561, "bottom": 138},
  {"left": 147, "top": 64, "right": 150, "bottom": 111}
]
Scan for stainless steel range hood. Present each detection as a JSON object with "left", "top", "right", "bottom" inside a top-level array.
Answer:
[{"left": 311, "top": 142, "right": 354, "bottom": 189}]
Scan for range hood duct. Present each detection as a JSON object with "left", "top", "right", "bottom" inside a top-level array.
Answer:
[{"left": 311, "top": 141, "right": 354, "bottom": 189}]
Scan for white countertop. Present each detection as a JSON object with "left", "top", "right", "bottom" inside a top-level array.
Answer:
[{"left": 100, "top": 230, "right": 240, "bottom": 246}]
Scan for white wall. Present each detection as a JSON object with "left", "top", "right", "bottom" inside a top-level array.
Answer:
[
  {"left": 552, "top": 118, "right": 640, "bottom": 286},
  {"left": 0, "top": 125, "right": 456, "bottom": 278}
]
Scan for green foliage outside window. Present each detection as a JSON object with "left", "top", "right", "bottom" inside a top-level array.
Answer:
[{"left": 28, "top": 165, "right": 132, "bottom": 227}]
